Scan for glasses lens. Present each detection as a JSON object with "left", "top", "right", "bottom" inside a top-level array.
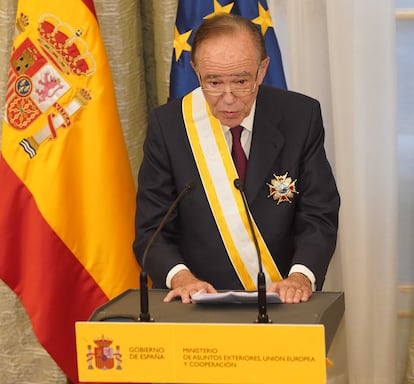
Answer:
[
  {"left": 199, "top": 65, "right": 260, "bottom": 96},
  {"left": 202, "top": 86, "right": 255, "bottom": 96}
]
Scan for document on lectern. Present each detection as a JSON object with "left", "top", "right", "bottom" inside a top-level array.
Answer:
[{"left": 191, "top": 291, "right": 282, "bottom": 304}]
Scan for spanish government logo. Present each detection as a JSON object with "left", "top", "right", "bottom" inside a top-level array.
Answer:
[
  {"left": 5, "top": 12, "right": 95, "bottom": 158},
  {"left": 267, "top": 172, "right": 299, "bottom": 204},
  {"left": 87, "top": 335, "right": 122, "bottom": 370}
]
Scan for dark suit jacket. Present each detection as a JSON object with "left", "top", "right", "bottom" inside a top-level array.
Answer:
[{"left": 134, "top": 85, "right": 340, "bottom": 290}]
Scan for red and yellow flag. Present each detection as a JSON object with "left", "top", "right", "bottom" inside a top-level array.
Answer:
[{"left": 0, "top": 0, "right": 140, "bottom": 382}]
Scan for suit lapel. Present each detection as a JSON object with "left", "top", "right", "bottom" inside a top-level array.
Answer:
[{"left": 244, "top": 93, "right": 284, "bottom": 203}]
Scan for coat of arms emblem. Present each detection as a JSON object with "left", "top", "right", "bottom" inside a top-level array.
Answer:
[
  {"left": 5, "top": 13, "right": 94, "bottom": 158},
  {"left": 87, "top": 335, "right": 122, "bottom": 370}
]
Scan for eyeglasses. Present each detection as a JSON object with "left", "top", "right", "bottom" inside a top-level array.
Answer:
[{"left": 198, "top": 64, "right": 261, "bottom": 97}]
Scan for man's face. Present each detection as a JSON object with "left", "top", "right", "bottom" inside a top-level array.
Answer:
[{"left": 192, "top": 30, "right": 269, "bottom": 128}]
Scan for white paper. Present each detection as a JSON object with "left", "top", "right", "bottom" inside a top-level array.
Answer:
[{"left": 191, "top": 291, "right": 282, "bottom": 304}]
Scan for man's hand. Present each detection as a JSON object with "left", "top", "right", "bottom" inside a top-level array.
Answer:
[
  {"left": 268, "top": 272, "right": 312, "bottom": 303},
  {"left": 163, "top": 269, "right": 217, "bottom": 304}
]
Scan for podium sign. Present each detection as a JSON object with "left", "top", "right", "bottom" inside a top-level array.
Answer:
[{"left": 76, "top": 321, "right": 326, "bottom": 383}]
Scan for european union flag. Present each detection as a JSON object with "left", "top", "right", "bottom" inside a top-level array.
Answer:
[{"left": 169, "top": 0, "right": 287, "bottom": 101}]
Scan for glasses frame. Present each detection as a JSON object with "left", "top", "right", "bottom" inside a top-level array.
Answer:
[{"left": 197, "top": 63, "right": 262, "bottom": 97}]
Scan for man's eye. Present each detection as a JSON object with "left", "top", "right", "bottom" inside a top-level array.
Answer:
[
  {"left": 207, "top": 81, "right": 222, "bottom": 88},
  {"left": 234, "top": 79, "right": 251, "bottom": 88},
  {"left": 238, "top": 79, "right": 248, "bottom": 85}
]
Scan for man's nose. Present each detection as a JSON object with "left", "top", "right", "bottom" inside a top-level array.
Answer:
[{"left": 221, "top": 85, "right": 238, "bottom": 102}]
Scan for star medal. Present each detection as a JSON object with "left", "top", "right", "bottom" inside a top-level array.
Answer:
[{"left": 267, "top": 172, "right": 299, "bottom": 204}]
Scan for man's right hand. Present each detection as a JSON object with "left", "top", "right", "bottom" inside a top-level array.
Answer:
[{"left": 163, "top": 269, "right": 217, "bottom": 304}]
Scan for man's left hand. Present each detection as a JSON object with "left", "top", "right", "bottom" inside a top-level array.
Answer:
[{"left": 268, "top": 272, "right": 312, "bottom": 303}]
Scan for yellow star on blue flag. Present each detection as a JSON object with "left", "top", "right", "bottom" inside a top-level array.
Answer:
[
  {"left": 169, "top": 0, "right": 287, "bottom": 100},
  {"left": 204, "top": 0, "right": 234, "bottom": 19},
  {"left": 252, "top": 2, "right": 273, "bottom": 35},
  {"left": 173, "top": 26, "right": 192, "bottom": 61}
]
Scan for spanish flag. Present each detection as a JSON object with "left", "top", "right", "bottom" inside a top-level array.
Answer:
[{"left": 0, "top": 1, "right": 139, "bottom": 382}]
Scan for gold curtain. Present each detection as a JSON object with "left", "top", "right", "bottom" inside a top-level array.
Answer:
[{"left": 0, "top": 0, "right": 177, "bottom": 382}]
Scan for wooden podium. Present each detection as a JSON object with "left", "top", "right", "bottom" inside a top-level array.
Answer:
[{"left": 76, "top": 289, "right": 344, "bottom": 383}]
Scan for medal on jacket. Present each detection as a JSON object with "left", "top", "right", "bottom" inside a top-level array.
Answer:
[{"left": 267, "top": 172, "right": 299, "bottom": 204}]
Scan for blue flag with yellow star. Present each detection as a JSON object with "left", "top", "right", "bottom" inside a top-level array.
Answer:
[{"left": 169, "top": 0, "right": 287, "bottom": 100}]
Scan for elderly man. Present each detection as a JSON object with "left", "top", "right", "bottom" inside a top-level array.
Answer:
[{"left": 133, "top": 14, "right": 340, "bottom": 304}]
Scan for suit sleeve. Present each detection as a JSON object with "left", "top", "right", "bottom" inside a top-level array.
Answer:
[
  {"left": 133, "top": 108, "right": 186, "bottom": 288},
  {"left": 292, "top": 100, "right": 340, "bottom": 289}
]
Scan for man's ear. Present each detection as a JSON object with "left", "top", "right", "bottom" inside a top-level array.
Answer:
[
  {"left": 190, "top": 60, "right": 196, "bottom": 72},
  {"left": 258, "top": 56, "right": 270, "bottom": 84}
]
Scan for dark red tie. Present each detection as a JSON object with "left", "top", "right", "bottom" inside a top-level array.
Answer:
[{"left": 230, "top": 125, "right": 247, "bottom": 182}]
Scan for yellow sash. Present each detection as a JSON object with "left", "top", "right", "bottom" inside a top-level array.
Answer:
[{"left": 182, "top": 88, "right": 282, "bottom": 289}]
